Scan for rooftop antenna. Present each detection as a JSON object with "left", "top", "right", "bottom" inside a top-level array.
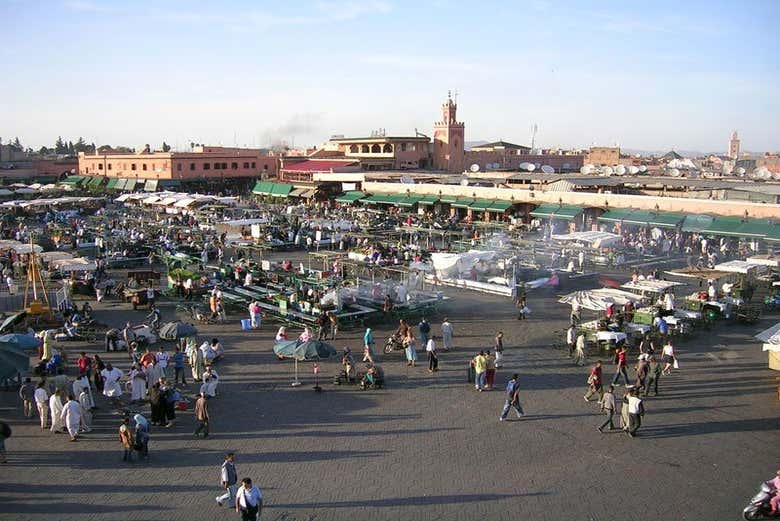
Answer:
[
  {"left": 454, "top": 89, "right": 458, "bottom": 105},
  {"left": 530, "top": 124, "right": 538, "bottom": 151}
]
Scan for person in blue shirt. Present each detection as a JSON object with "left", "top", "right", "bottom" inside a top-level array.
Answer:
[
  {"left": 362, "top": 328, "right": 375, "bottom": 364},
  {"left": 173, "top": 346, "right": 187, "bottom": 386},
  {"left": 499, "top": 374, "right": 525, "bottom": 421}
]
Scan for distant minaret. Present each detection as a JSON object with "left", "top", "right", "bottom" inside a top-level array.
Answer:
[
  {"left": 433, "top": 91, "right": 465, "bottom": 173},
  {"left": 728, "top": 130, "right": 740, "bottom": 159}
]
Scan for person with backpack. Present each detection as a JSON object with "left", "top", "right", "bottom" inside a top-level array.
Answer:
[{"left": 499, "top": 373, "right": 525, "bottom": 421}]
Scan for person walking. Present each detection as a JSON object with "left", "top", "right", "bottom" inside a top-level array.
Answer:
[
  {"left": 173, "top": 346, "right": 187, "bottom": 386},
  {"left": 216, "top": 453, "right": 238, "bottom": 507},
  {"left": 19, "top": 377, "right": 35, "bottom": 418},
  {"left": 403, "top": 328, "right": 417, "bottom": 367},
  {"left": 328, "top": 312, "right": 338, "bottom": 341},
  {"left": 566, "top": 325, "right": 576, "bottom": 358},
  {"left": 573, "top": 333, "right": 587, "bottom": 366},
  {"left": 611, "top": 346, "right": 630, "bottom": 386},
  {"left": 60, "top": 395, "right": 82, "bottom": 441},
  {"left": 235, "top": 477, "right": 263, "bottom": 521},
  {"left": 119, "top": 417, "right": 134, "bottom": 463},
  {"left": 49, "top": 390, "right": 65, "bottom": 434},
  {"left": 418, "top": 318, "right": 431, "bottom": 347},
  {"left": 626, "top": 389, "right": 645, "bottom": 437},
  {"left": 134, "top": 414, "right": 150, "bottom": 459},
  {"left": 499, "top": 373, "right": 525, "bottom": 421},
  {"left": 661, "top": 341, "right": 676, "bottom": 375},
  {"left": 494, "top": 331, "right": 504, "bottom": 368},
  {"left": 635, "top": 354, "right": 649, "bottom": 393},
  {"left": 78, "top": 387, "right": 93, "bottom": 433},
  {"left": 362, "top": 328, "right": 375, "bottom": 364},
  {"left": 156, "top": 345, "right": 170, "bottom": 379},
  {"left": 597, "top": 384, "right": 616, "bottom": 432},
  {"left": 426, "top": 335, "right": 438, "bottom": 373},
  {"left": 485, "top": 351, "right": 496, "bottom": 390},
  {"left": 34, "top": 381, "right": 49, "bottom": 431},
  {"left": 194, "top": 392, "right": 210, "bottom": 438},
  {"left": 473, "top": 351, "right": 487, "bottom": 391},
  {"left": 644, "top": 356, "right": 661, "bottom": 396},
  {"left": 584, "top": 360, "right": 603, "bottom": 402},
  {"left": 440, "top": 318, "right": 453, "bottom": 350},
  {"left": 248, "top": 301, "right": 262, "bottom": 330}
]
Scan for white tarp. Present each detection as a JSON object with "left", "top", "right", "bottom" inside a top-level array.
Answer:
[
  {"left": 756, "top": 322, "right": 780, "bottom": 345},
  {"left": 559, "top": 288, "right": 645, "bottom": 311},
  {"left": 714, "top": 260, "right": 760, "bottom": 274},
  {"left": 621, "top": 279, "right": 685, "bottom": 293},
  {"left": 430, "top": 250, "right": 498, "bottom": 279},
  {"left": 551, "top": 231, "right": 622, "bottom": 249},
  {"left": 747, "top": 255, "right": 780, "bottom": 268},
  {"left": 51, "top": 258, "right": 96, "bottom": 271}
]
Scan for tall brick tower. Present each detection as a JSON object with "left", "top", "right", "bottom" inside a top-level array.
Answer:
[
  {"left": 728, "top": 130, "right": 740, "bottom": 159},
  {"left": 433, "top": 92, "right": 465, "bottom": 173}
]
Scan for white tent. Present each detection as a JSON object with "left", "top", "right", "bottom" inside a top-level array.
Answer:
[
  {"left": 559, "top": 288, "right": 645, "bottom": 311},
  {"left": 714, "top": 260, "right": 761, "bottom": 274},
  {"left": 551, "top": 231, "right": 622, "bottom": 249},
  {"left": 621, "top": 280, "right": 685, "bottom": 293}
]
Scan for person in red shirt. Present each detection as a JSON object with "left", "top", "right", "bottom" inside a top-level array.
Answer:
[
  {"left": 584, "top": 360, "right": 603, "bottom": 401},
  {"left": 77, "top": 352, "right": 92, "bottom": 378},
  {"left": 139, "top": 348, "right": 156, "bottom": 368},
  {"left": 611, "top": 346, "right": 630, "bottom": 386}
]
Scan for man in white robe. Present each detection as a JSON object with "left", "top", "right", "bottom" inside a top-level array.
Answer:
[
  {"left": 60, "top": 395, "right": 82, "bottom": 441},
  {"left": 129, "top": 365, "right": 148, "bottom": 402},
  {"left": 101, "top": 363, "right": 123, "bottom": 401},
  {"left": 49, "top": 391, "right": 65, "bottom": 433},
  {"left": 78, "top": 389, "right": 92, "bottom": 432},
  {"left": 200, "top": 367, "right": 219, "bottom": 397},
  {"left": 72, "top": 374, "right": 94, "bottom": 410},
  {"left": 145, "top": 362, "right": 162, "bottom": 389}
]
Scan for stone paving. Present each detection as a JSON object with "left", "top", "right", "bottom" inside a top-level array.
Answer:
[{"left": 0, "top": 284, "right": 779, "bottom": 521}]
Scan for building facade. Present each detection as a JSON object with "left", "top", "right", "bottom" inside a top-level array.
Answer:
[
  {"left": 78, "top": 146, "right": 278, "bottom": 180},
  {"left": 586, "top": 147, "right": 620, "bottom": 166},
  {"left": 325, "top": 136, "right": 431, "bottom": 170}
]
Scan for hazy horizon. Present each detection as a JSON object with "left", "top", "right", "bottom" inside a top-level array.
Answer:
[{"left": 1, "top": 0, "right": 778, "bottom": 153}]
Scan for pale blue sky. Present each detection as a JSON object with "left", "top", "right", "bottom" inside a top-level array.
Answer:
[{"left": 1, "top": 0, "right": 777, "bottom": 153}]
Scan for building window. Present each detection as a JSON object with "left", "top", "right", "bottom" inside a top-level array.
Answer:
[
  {"left": 98, "top": 163, "right": 103, "bottom": 170},
  {"left": 190, "top": 163, "right": 195, "bottom": 170},
  {"left": 263, "top": 164, "right": 268, "bottom": 170},
  {"left": 204, "top": 163, "right": 210, "bottom": 170},
  {"left": 371, "top": 144, "right": 381, "bottom": 153},
  {"left": 131, "top": 163, "right": 136, "bottom": 170},
  {"left": 361, "top": 144, "right": 369, "bottom": 153},
  {"left": 177, "top": 163, "right": 182, "bottom": 171},
  {"left": 231, "top": 162, "right": 238, "bottom": 170},
  {"left": 214, "top": 163, "right": 220, "bottom": 170},
  {"left": 349, "top": 145, "right": 358, "bottom": 153},
  {"left": 221, "top": 162, "right": 227, "bottom": 169},
  {"left": 108, "top": 163, "right": 112, "bottom": 170},
  {"left": 251, "top": 162, "right": 256, "bottom": 168},
  {"left": 383, "top": 144, "right": 392, "bottom": 153},
  {"left": 401, "top": 143, "right": 407, "bottom": 152},
  {"left": 243, "top": 162, "right": 249, "bottom": 168}
]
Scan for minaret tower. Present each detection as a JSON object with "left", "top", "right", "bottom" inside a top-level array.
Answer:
[{"left": 433, "top": 91, "right": 465, "bottom": 172}]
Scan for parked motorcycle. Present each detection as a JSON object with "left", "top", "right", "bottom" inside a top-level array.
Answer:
[
  {"left": 743, "top": 481, "right": 779, "bottom": 520},
  {"left": 383, "top": 334, "right": 405, "bottom": 354}
]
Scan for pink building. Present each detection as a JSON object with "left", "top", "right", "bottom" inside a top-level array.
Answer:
[
  {"left": 78, "top": 145, "right": 278, "bottom": 181},
  {"left": 325, "top": 136, "right": 432, "bottom": 170}
]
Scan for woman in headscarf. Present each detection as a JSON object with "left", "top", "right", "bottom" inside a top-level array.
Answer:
[
  {"left": 363, "top": 328, "right": 375, "bottom": 364},
  {"left": 129, "top": 364, "right": 147, "bottom": 403},
  {"left": 147, "top": 382, "right": 164, "bottom": 426},
  {"left": 275, "top": 326, "right": 288, "bottom": 342},
  {"left": 133, "top": 413, "right": 149, "bottom": 459}
]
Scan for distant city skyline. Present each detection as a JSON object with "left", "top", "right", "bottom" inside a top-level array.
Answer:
[{"left": 1, "top": 0, "right": 778, "bottom": 153}]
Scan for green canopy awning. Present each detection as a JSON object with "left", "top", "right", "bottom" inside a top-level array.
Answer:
[
  {"left": 61, "top": 176, "right": 83, "bottom": 184},
  {"left": 34, "top": 176, "right": 57, "bottom": 184},
  {"left": 394, "top": 195, "right": 422, "bottom": 208},
  {"left": 597, "top": 208, "right": 635, "bottom": 223},
  {"left": 439, "top": 195, "right": 458, "bottom": 204},
  {"left": 766, "top": 226, "right": 780, "bottom": 243},
  {"left": 416, "top": 195, "right": 440, "bottom": 206},
  {"left": 682, "top": 214, "right": 713, "bottom": 232},
  {"left": 700, "top": 217, "right": 746, "bottom": 238},
  {"left": 270, "top": 183, "right": 293, "bottom": 196},
  {"left": 468, "top": 199, "right": 496, "bottom": 212},
  {"left": 105, "top": 178, "right": 118, "bottom": 189},
  {"left": 90, "top": 176, "right": 104, "bottom": 186},
  {"left": 530, "top": 203, "right": 583, "bottom": 220},
  {"left": 335, "top": 191, "right": 366, "bottom": 203},
  {"left": 144, "top": 180, "right": 158, "bottom": 192},
  {"left": 487, "top": 200, "right": 513, "bottom": 212},
  {"left": 363, "top": 194, "right": 390, "bottom": 204},
  {"left": 451, "top": 197, "right": 475, "bottom": 209},
  {"left": 159, "top": 179, "right": 181, "bottom": 188},
  {"left": 735, "top": 220, "right": 778, "bottom": 239}
]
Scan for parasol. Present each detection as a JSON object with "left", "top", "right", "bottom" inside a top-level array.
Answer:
[
  {"left": 158, "top": 321, "right": 199, "bottom": 341},
  {"left": 273, "top": 340, "right": 337, "bottom": 386}
]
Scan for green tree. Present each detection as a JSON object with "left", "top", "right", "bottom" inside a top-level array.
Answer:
[
  {"left": 74, "top": 137, "right": 88, "bottom": 153},
  {"left": 162, "top": 141, "right": 171, "bottom": 152},
  {"left": 11, "top": 137, "right": 22, "bottom": 151},
  {"left": 54, "top": 136, "right": 66, "bottom": 154},
  {"left": 38, "top": 146, "right": 52, "bottom": 155},
  {"left": 67, "top": 141, "right": 75, "bottom": 155}
]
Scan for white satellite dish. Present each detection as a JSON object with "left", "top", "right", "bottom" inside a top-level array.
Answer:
[
  {"left": 773, "top": 172, "right": 780, "bottom": 180},
  {"left": 563, "top": 163, "right": 571, "bottom": 170},
  {"left": 519, "top": 162, "right": 531, "bottom": 170},
  {"left": 615, "top": 165, "right": 627, "bottom": 175},
  {"left": 669, "top": 168, "right": 681, "bottom": 177},
  {"left": 400, "top": 176, "right": 415, "bottom": 184},
  {"left": 526, "top": 163, "right": 536, "bottom": 172},
  {"left": 628, "top": 166, "right": 639, "bottom": 175},
  {"left": 638, "top": 165, "right": 647, "bottom": 173},
  {"left": 579, "top": 166, "right": 590, "bottom": 175},
  {"left": 460, "top": 178, "right": 469, "bottom": 186},
  {"left": 469, "top": 164, "right": 480, "bottom": 173},
  {"left": 736, "top": 167, "right": 746, "bottom": 175},
  {"left": 541, "top": 165, "right": 555, "bottom": 174},
  {"left": 492, "top": 163, "right": 500, "bottom": 170},
  {"left": 602, "top": 166, "right": 614, "bottom": 176}
]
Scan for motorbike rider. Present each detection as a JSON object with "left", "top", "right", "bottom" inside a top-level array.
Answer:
[
  {"left": 146, "top": 305, "right": 161, "bottom": 332},
  {"left": 770, "top": 470, "right": 780, "bottom": 515}
]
